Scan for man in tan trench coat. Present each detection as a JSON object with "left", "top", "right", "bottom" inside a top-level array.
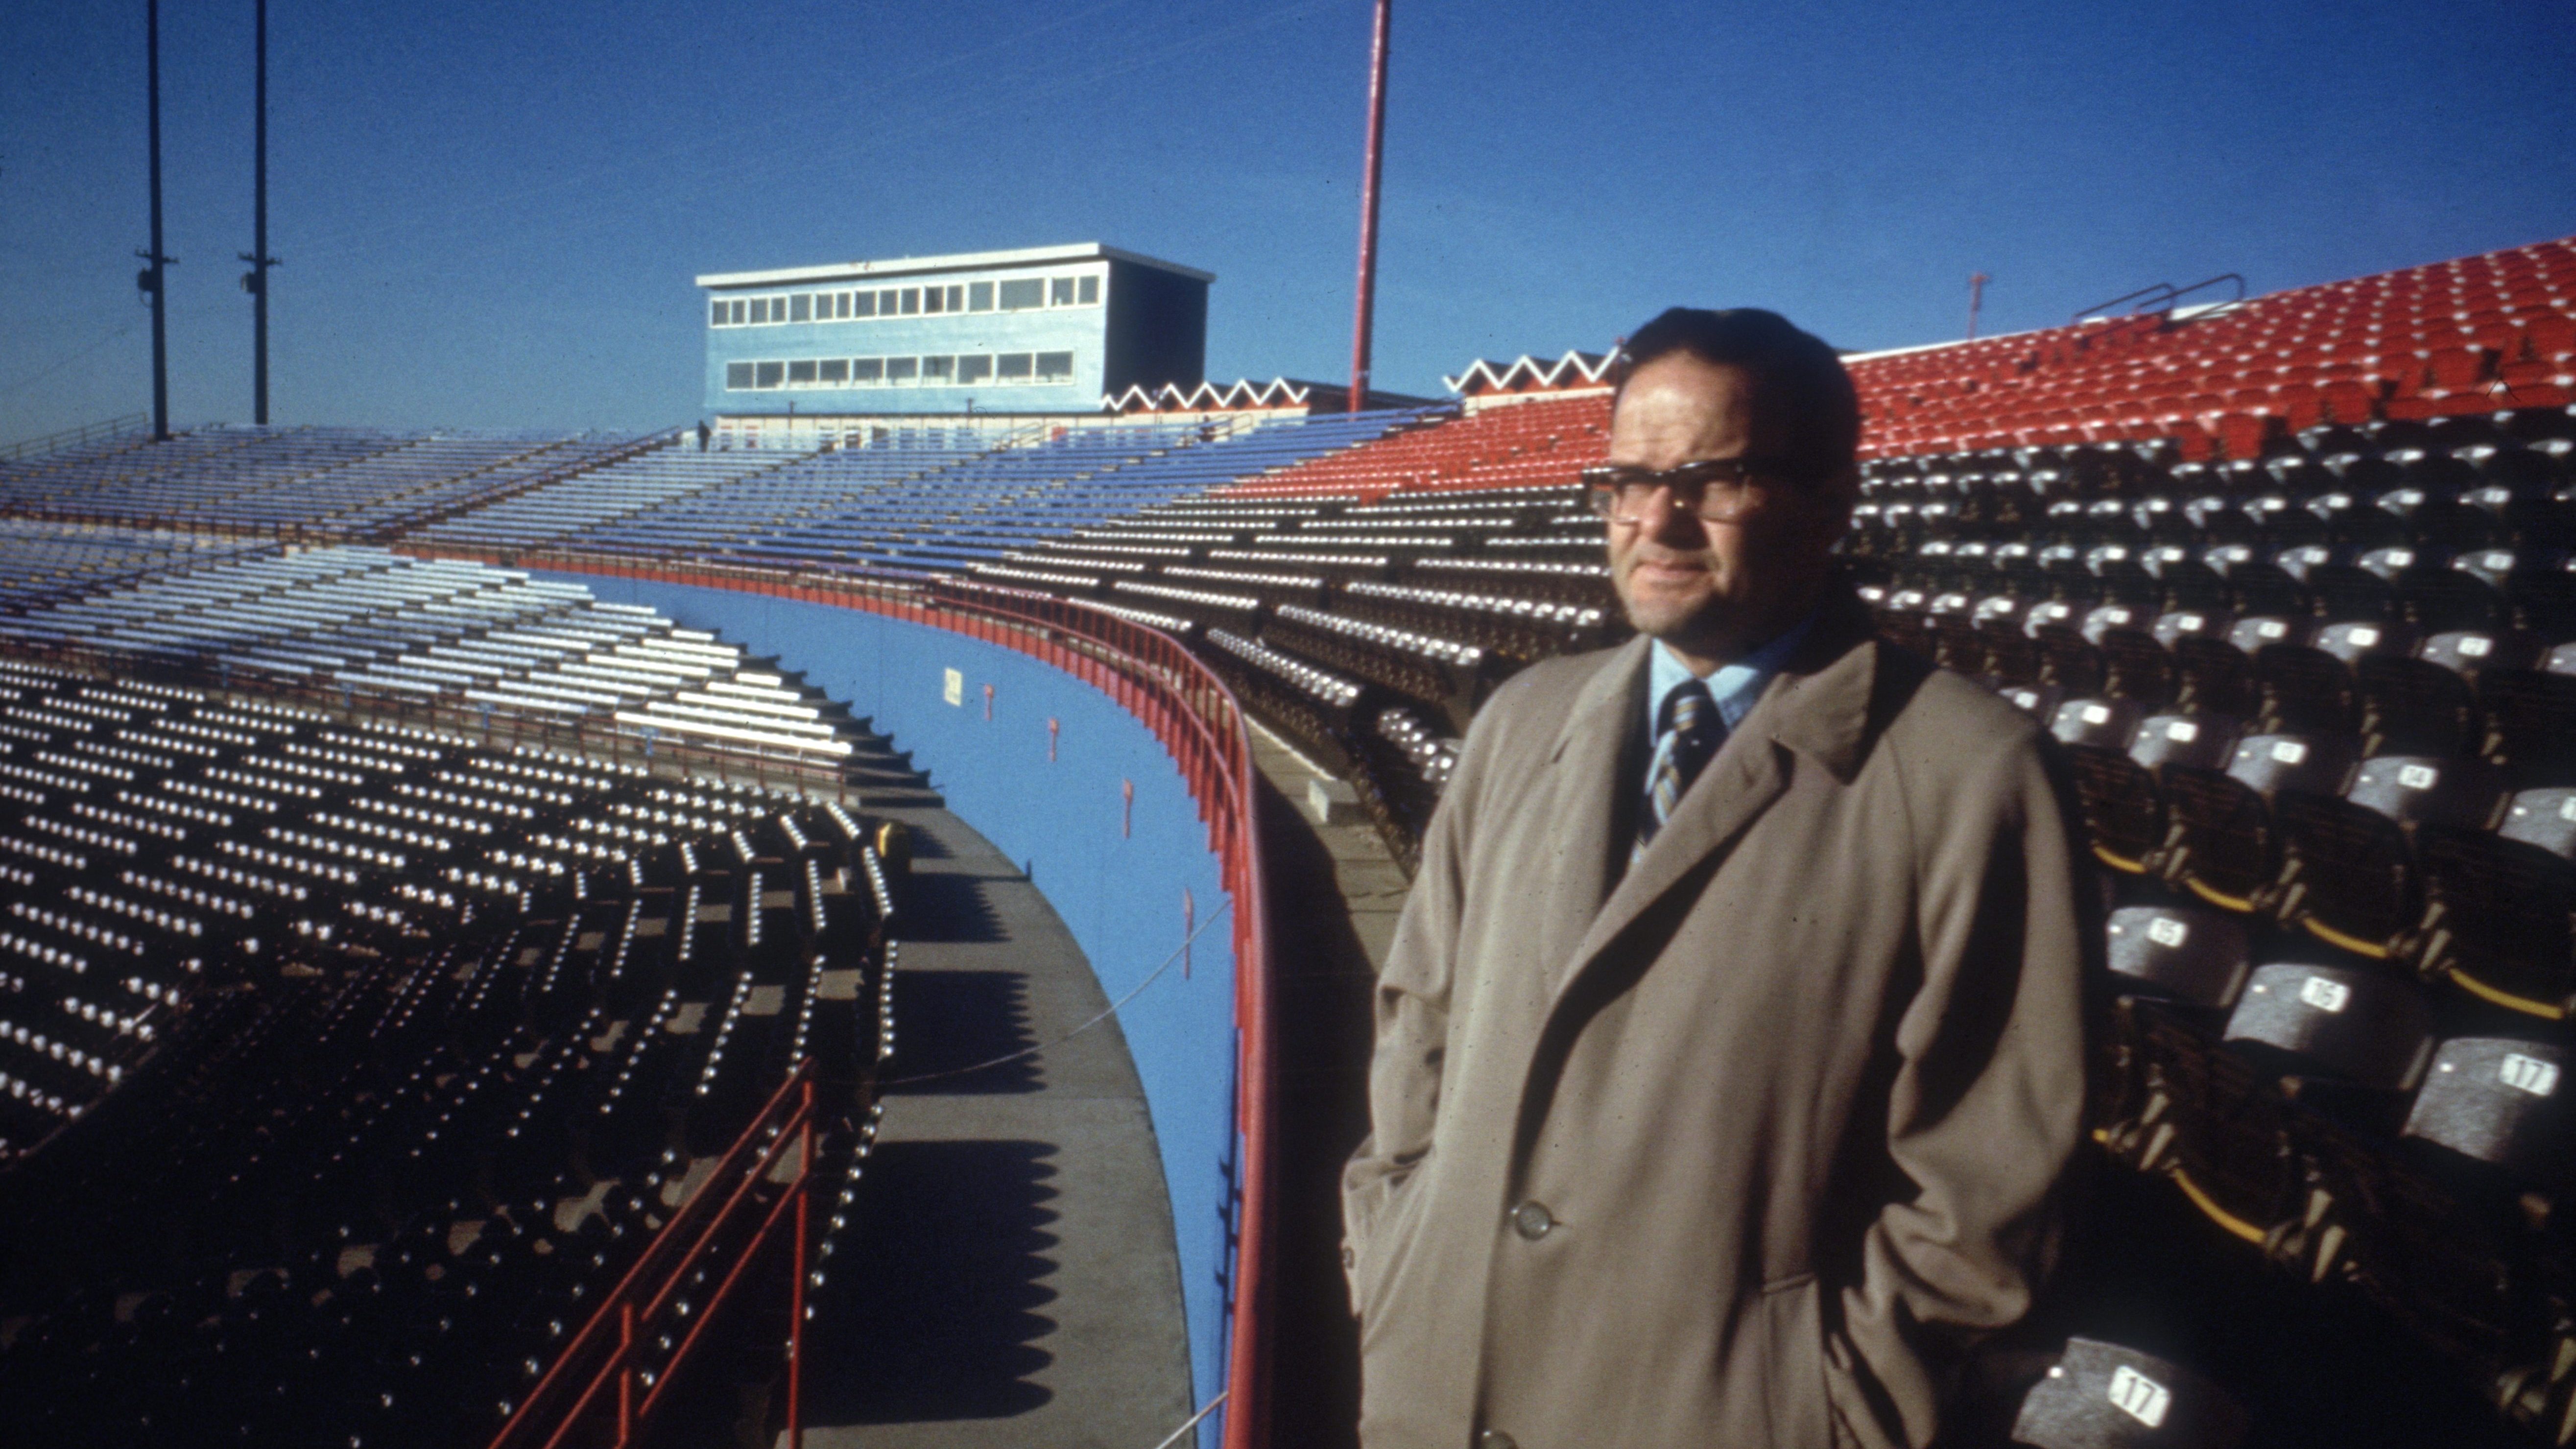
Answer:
[{"left": 1341, "top": 308, "right": 2091, "bottom": 1449}]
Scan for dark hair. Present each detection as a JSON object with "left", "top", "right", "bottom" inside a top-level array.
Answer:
[{"left": 1614, "top": 307, "right": 1860, "bottom": 480}]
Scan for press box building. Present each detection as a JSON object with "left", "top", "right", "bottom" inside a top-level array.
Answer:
[{"left": 697, "top": 243, "right": 1212, "bottom": 445}]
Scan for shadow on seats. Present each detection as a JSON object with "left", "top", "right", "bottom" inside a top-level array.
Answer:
[
  {"left": 803, "top": 1139, "right": 1061, "bottom": 1423},
  {"left": 845, "top": 740, "right": 945, "bottom": 808},
  {"left": 893, "top": 821, "right": 956, "bottom": 860},
  {"left": 884, "top": 969, "right": 1042, "bottom": 1095},
  {"left": 897, "top": 870, "right": 1010, "bottom": 943}
]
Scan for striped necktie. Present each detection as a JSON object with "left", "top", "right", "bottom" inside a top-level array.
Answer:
[{"left": 1635, "top": 679, "right": 1721, "bottom": 862}]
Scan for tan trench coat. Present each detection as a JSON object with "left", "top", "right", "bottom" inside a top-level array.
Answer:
[{"left": 1341, "top": 592, "right": 2092, "bottom": 1449}]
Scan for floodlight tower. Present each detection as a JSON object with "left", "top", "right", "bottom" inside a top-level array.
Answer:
[
  {"left": 239, "top": 0, "right": 280, "bottom": 425},
  {"left": 1346, "top": 0, "right": 1391, "bottom": 413},
  {"left": 139, "top": 0, "right": 174, "bottom": 441}
]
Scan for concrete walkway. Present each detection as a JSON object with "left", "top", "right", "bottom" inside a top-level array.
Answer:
[
  {"left": 1239, "top": 724, "right": 1413, "bottom": 1449},
  {"left": 797, "top": 736, "right": 1193, "bottom": 1449}
]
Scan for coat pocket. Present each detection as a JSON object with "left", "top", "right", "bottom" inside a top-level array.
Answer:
[
  {"left": 1757, "top": 1274, "right": 1837, "bottom": 1449},
  {"left": 1353, "top": 1175, "right": 1432, "bottom": 1349}
]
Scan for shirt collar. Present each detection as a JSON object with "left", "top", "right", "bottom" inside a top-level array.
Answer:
[{"left": 1645, "top": 605, "right": 1823, "bottom": 737}]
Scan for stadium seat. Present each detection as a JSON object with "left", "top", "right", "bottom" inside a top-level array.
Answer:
[
  {"left": 2401, "top": 1038, "right": 2566, "bottom": 1173},
  {"left": 2106, "top": 903, "right": 2252, "bottom": 1008},
  {"left": 2221, "top": 962, "right": 2435, "bottom": 1090},
  {"left": 2272, "top": 755, "right": 2502, "bottom": 958},
  {"left": 2009, "top": 1338, "right": 2248, "bottom": 1449},
  {"left": 2409, "top": 793, "right": 2576, "bottom": 1020}
]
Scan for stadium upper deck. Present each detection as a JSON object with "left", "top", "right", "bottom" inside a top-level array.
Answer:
[{"left": 1215, "top": 234, "right": 2576, "bottom": 504}]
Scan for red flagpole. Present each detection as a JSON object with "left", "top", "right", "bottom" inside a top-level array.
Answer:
[{"left": 1347, "top": 0, "right": 1392, "bottom": 413}]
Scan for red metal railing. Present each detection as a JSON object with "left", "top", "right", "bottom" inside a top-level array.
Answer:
[
  {"left": 491, "top": 1066, "right": 821, "bottom": 1449},
  {"left": 437, "top": 550, "right": 1280, "bottom": 1449}
]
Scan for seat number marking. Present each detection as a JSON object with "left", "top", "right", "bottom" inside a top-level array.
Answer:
[
  {"left": 2108, "top": 1366, "right": 2172, "bottom": 1428},
  {"left": 2299, "top": 975, "right": 2351, "bottom": 1013},
  {"left": 2502, "top": 1054, "right": 2559, "bottom": 1097}
]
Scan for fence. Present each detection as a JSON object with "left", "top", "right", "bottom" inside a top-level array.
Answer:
[{"left": 0, "top": 412, "right": 150, "bottom": 462}]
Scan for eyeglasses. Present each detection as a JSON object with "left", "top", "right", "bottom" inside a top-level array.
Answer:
[{"left": 1581, "top": 457, "right": 1809, "bottom": 524}]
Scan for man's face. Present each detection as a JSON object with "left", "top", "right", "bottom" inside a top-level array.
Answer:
[{"left": 1604, "top": 354, "right": 1852, "bottom": 668}]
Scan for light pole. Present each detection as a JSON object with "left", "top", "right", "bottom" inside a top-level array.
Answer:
[
  {"left": 140, "top": 0, "right": 175, "bottom": 441},
  {"left": 1346, "top": 0, "right": 1391, "bottom": 413},
  {"left": 240, "top": 0, "right": 282, "bottom": 425}
]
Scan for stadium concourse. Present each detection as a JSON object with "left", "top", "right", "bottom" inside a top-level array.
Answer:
[{"left": 0, "top": 231, "right": 2568, "bottom": 1447}]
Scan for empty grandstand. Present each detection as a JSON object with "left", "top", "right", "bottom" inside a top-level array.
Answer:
[
  {"left": 0, "top": 659, "right": 891, "bottom": 1445},
  {"left": 0, "top": 231, "right": 2568, "bottom": 1447}
]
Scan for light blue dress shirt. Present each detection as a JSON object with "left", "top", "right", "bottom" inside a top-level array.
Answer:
[{"left": 1643, "top": 607, "right": 1821, "bottom": 748}]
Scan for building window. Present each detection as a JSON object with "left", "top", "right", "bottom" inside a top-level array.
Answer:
[
  {"left": 922, "top": 355, "right": 955, "bottom": 382},
  {"left": 1036, "top": 351, "right": 1073, "bottom": 381},
  {"left": 711, "top": 270, "right": 1103, "bottom": 330},
  {"left": 726, "top": 362, "right": 755, "bottom": 390},
  {"left": 957, "top": 354, "right": 994, "bottom": 384},
  {"left": 787, "top": 359, "right": 818, "bottom": 384},
  {"left": 755, "top": 361, "right": 785, "bottom": 388},
  {"left": 853, "top": 357, "right": 883, "bottom": 383},
  {"left": 819, "top": 358, "right": 849, "bottom": 384},
  {"left": 886, "top": 356, "right": 918, "bottom": 382},
  {"left": 996, "top": 353, "right": 1034, "bottom": 381}
]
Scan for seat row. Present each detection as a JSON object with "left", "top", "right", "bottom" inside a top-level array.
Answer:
[
  {"left": 2048, "top": 698, "right": 2575, "bottom": 1010},
  {"left": 0, "top": 534, "right": 863, "bottom": 777},
  {"left": 1849, "top": 239, "right": 2574, "bottom": 459},
  {"left": 2089, "top": 867, "right": 2576, "bottom": 1442},
  {"left": 553, "top": 410, "right": 1436, "bottom": 574}
]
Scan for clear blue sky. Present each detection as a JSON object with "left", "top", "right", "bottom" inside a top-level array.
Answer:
[{"left": 4, "top": 0, "right": 2571, "bottom": 440}]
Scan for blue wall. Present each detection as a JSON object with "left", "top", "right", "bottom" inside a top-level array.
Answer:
[{"left": 538, "top": 573, "right": 1240, "bottom": 1430}]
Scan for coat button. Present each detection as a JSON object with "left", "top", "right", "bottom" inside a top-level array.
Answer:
[
  {"left": 1511, "top": 1201, "right": 1554, "bottom": 1240},
  {"left": 1479, "top": 1432, "right": 1518, "bottom": 1449}
]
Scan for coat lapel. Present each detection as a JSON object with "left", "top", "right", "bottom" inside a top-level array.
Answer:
[
  {"left": 1551, "top": 594, "right": 1883, "bottom": 1003},
  {"left": 1533, "top": 635, "right": 1650, "bottom": 985},
  {"left": 1560, "top": 731, "right": 1786, "bottom": 991}
]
